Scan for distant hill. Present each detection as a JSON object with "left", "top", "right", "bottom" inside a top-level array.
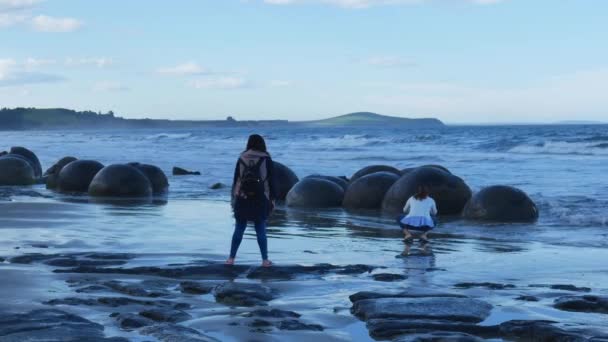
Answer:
[
  {"left": 0, "top": 108, "right": 287, "bottom": 130},
  {"left": 0, "top": 108, "right": 443, "bottom": 130},
  {"left": 304, "top": 112, "right": 444, "bottom": 127}
]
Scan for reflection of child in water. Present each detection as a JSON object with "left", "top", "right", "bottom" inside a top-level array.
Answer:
[{"left": 398, "top": 185, "right": 437, "bottom": 244}]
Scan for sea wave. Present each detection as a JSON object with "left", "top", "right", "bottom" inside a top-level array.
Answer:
[
  {"left": 508, "top": 140, "right": 608, "bottom": 155},
  {"left": 145, "top": 133, "right": 193, "bottom": 140}
]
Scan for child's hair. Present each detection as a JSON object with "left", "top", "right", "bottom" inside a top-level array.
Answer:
[
  {"left": 414, "top": 185, "right": 430, "bottom": 200},
  {"left": 245, "top": 134, "right": 268, "bottom": 153}
]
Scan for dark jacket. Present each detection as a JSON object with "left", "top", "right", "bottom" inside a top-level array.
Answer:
[{"left": 232, "top": 149, "right": 276, "bottom": 221}]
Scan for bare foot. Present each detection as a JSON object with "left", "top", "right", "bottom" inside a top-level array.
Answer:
[
  {"left": 225, "top": 258, "right": 235, "bottom": 265},
  {"left": 262, "top": 260, "right": 273, "bottom": 267}
]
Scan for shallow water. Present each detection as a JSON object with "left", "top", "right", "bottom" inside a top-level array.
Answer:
[{"left": 1, "top": 125, "right": 607, "bottom": 340}]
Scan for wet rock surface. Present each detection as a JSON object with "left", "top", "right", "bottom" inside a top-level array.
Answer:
[
  {"left": 139, "top": 323, "right": 219, "bottom": 341},
  {"left": 454, "top": 282, "right": 516, "bottom": 290},
  {"left": 554, "top": 295, "right": 608, "bottom": 314},
  {"left": 0, "top": 309, "right": 127, "bottom": 341},
  {"left": 372, "top": 273, "right": 407, "bottom": 282},
  {"left": 213, "top": 282, "right": 277, "bottom": 306},
  {"left": 352, "top": 297, "right": 493, "bottom": 322},
  {"left": 393, "top": 331, "right": 484, "bottom": 342}
]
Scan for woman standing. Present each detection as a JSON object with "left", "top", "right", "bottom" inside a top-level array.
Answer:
[{"left": 226, "top": 134, "right": 276, "bottom": 267}]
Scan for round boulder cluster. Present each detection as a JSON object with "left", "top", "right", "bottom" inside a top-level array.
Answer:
[
  {"left": 89, "top": 164, "right": 153, "bottom": 198},
  {"left": 382, "top": 166, "right": 472, "bottom": 215},
  {"left": 286, "top": 177, "right": 344, "bottom": 208},
  {"left": 272, "top": 161, "right": 299, "bottom": 201},
  {"left": 351, "top": 165, "right": 401, "bottom": 183},
  {"left": 463, "top": 185, "right": 539, "bottom": 222},
  {"left": 57, "top": 160, "right": 105, "bottom": 193},
  {"left": 0, "top": 147, "right": 41, "bottom": 186},
  {"left": 45, "top": 156, "right": 78, "bottom": 189},
  {"left": 343, "top": 171, "right": 400, "bottom": 210}
]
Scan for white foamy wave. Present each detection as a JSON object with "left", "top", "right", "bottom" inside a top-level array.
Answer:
[
  {"left": 508, "top": 141, "right": 608, "bottom": 156},
  {"left": 145, "top": 133, "right": 193, "bottom": 140}
]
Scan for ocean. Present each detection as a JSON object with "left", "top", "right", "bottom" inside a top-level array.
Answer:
[{"left": 1, "top": 124, "right": 607, "bottom": 341}]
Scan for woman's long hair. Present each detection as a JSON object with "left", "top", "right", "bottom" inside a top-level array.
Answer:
[
  {"left": 414, "top": 185, "right": 430, "bottom": 200},
  {"left": 245, "top": 134, "right": 268, "bottom": 154}
]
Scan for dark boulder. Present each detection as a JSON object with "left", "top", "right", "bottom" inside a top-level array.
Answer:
[
  {"left": 421, "top": 164, "right": 451, "bottom": 174},
  {"left": 554, "top": 295, "right": 608, "bottom": 314},
  {"left": 172, "top": 166, "right": 200, "bottom": 175},
  {"left": 273, "top": 161, "right": 299, "bottom": 201},
  {"left": 213, "top": 282, "right": 276, "bottom": 307},
  {"left": 351, "top": 165, "right": 401, "bottom": 182},
  {"left": 128, "top": 163, "right": 169, "bottom": 194},
  {"left": 0, "top": 155, "right": 36, "bottom": 185},
  {"left": 394, "top": 332, "right": 484, "bottom": 342},
  {"left": 45, "top": 156, "right": 78, "bottom": 189},
  {"left": 305, "top": 174, "right": 348, "bottom": 191},
  {"left": 382, "top": 166, "right": 472, "bottom": 215},
  {"left": 88, "top": 164, "right": 152, "bottom": 198},
  {"left": 9, "top": 146, "right": 42, "bottom": 178},
  {"left": 286, "top": 178, "right": 344, "bottom": 208},
  {"left": 343, "top": 171, "right": 399, "bottom": 210},
  {"left": 57, "top": 160, "right": 104, "bottom": 193},
  {"left": 463, "top": 185, "right": 538, "bottom": 222},
  {"left": 351, "top": 297, "right": 492, "bottom": 323}
]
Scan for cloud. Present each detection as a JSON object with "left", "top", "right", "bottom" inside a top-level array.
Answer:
[
  {"left": 190, "top": 77, "right": 249, "bottom": 90},
  {"left": 65, "top": 57, "right": 113, "bottom": 68},
  {"left": 261, "top": 0, "right": 504, "bottom": 9},
  {"left": 0, "top": 0, "right": 43, "bottom": 12},
  {"left": 361, "top": 68, "right": 608, "bottom": 122},
  {"left": 157, "top": 62, "right": 207, "bottom": 76},
  {"left": 30, "top": 15, "right": 82, "bottom": 32},
  {"left": 0, "top": 57, "right": 65, "bottom": 87},
  {"left": 93, "top": 81, "right": 129, "bottom": 92},
  {"left": 269, "top": 80, "right": 292, "bottom": 87},
  {"left": 23, "top": 57, "right": 56, "bottom": 69},
  {"left": 365, "top": 55, "right": 416, "bottom": 68}
]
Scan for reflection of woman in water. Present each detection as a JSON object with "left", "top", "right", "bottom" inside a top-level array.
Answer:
[
  {"left": 399, "top": 185, "right": 437, "bottom": 244},
  {"left": 226, "top": 134, "right": 276, "bottom": 267}
]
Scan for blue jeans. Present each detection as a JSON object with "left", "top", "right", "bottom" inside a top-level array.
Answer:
[{"left": 229, "top": 219, "right": 268, "bottom": 260}]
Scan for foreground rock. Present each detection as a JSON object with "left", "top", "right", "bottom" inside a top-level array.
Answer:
[
  {"left": 45, "top": 156, "right": 78, "bottom": 189},
  {"left": 273, "top": 161, "right": 299, "bottom": 201},
  {"left": 0, "top": 155, "right": 36, "bottom": 185},
  {"left": 213, "top": 282, "right": 277, "bottom": 306},
  {"left": 88, "top": 164, "right": 153, "bottom": 198},
  {"left": 54, "top": 262, "right": 375, "bottom": 280},
  {"left": 351, "top": 165, "right": 401, "bottom": 182},
  {"left": 394, "top": 331, "right": 484, "bottom": 342},
  {"left": 382, "top": 166, "right": 472, "bottom": 215},
  {"left": 463, "top": 185, "right": 538, "bottom": 222},
  {"left": 0, "top": 309, "right": 127, "bottom": 341},
  {"left": 172, "top": 166, "right": 200, "bottom": 175},
  {"left": 343, "top": 171, "right": 399, "bottom": 210},
  {"left": 57, "top": 160, "right": 104, "bottom": 193},
  {"left": 554, "top": 295, "right": 608, "bottom": 314},
  {"left": 140, "top": 323, "right": 219, "bottom": 341},
  {"left": 352, "top": 297, "right": 492, "bottom": 322},
  {"left": 8, "top": 146, "right": 42, "bottom": 178},
  {"left": 286, "top": 177, "right": 344, "bottom": 208}
]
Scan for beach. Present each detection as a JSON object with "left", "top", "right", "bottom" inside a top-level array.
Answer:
[{"left": 1, "top": 125, "right": 607, "bottom": 341}]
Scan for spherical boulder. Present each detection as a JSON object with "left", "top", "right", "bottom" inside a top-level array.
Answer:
[
  {"left": 89, "top": 164, "right": 152, "bottom": 198},
  {"left": 9, "top": 147, "right": 42, "bottom": 178},
  {"left": 421, "top": 164, "right": 451, "bottom": 174},
  {"left": 128, "top": 163, "right": 169, "bottom": 194},
  {"left": 0, "top": 155, "right": 36, "bottom": 185},
  {"left": 351, "top": 165, "right": 401, "bottom": 183},
  {"left": 343, "top": 171, "right": 400, "bottom": 210},
  {"left": 305, "top": 175, "right": 349, "bottom": 191},
  {"left": 286, "top": 178, "right": 344, "bottom": 208},
  {"left": 45, "top": 156, "right": 78, "bottom": 189},
  {"left": 273, "top": 161, "right": 299, "bottom": 201},
  {"left": 382, "top": 166, "right": 472, "bottom": 215},
  {"left": 463, "top": 185, "right": 538, "bottom": 222},
  {"left": 57, "top": 160, "right": 104, "bottom": 193}
]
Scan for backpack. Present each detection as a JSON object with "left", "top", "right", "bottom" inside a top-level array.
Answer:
[{"left": 238, "top": 158, "right": 266, "bottom": 201}]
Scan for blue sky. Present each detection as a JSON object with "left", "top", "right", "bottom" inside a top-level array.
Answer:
[{"left": 1, "top": 0, "right": 607, "bottom": 123}]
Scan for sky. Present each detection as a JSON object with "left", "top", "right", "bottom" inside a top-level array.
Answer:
[{"left": 0, "top": 0, "right": 607, "bottom": 124}]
